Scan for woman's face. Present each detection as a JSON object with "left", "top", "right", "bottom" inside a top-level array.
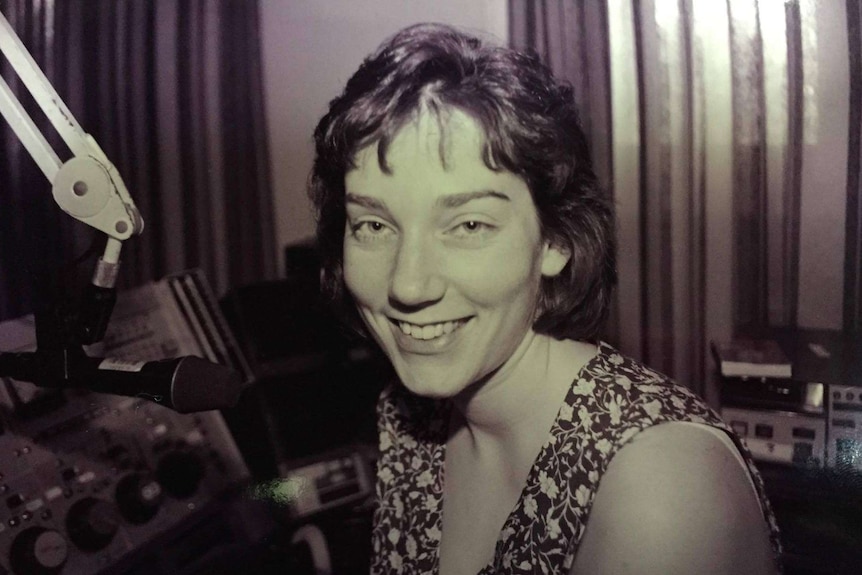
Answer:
[{"left": 343, "top": 109, "right": 568, "bottom": 399}]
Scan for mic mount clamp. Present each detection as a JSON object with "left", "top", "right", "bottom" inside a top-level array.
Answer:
[{"left": 0, "top": 285, "right": 99, "bottom": 391}]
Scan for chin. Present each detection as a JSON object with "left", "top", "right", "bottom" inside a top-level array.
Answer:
[
  {"left": 396, "top": 375, "right": 460, "bottom": 400},
  {"left": 392, "top": 363, "right": 472, "bottom": 400}
]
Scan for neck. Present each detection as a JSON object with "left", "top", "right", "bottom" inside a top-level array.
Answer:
[{"left": 451, "top": 330, "right": 556, "bottom": 443}]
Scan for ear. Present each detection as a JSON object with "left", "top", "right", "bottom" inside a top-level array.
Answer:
[{"left": 540, "top": 241, "right": 571, "bottom": 278}]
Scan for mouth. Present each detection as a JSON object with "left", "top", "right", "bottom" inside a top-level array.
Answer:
[{"left": 389, "top": 317, "right": 471, "bottom": 341}]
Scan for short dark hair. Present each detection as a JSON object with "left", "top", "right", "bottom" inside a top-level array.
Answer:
[{"left": 308, "top": 23, "right": 616, "bottom": 340}]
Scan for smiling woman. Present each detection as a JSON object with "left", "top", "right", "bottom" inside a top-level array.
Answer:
[
  {"left": 342, "top": 109, "right": 567, "bottom": 400},
  {"left": 307, "top": 23, "right": 782, "bottom": 575}
]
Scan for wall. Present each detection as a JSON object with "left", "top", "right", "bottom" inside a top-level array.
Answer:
[{"left": 258, "top": 0, "right": 508, "bottom": 274}]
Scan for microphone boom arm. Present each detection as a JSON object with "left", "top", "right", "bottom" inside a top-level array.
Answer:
[{"left": 0, "top": 12, "right": 144, "bottom": 292}]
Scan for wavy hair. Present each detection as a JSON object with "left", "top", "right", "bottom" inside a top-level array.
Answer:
[{"left": 308, "top": 23, "right": 616, "bottom": 340}]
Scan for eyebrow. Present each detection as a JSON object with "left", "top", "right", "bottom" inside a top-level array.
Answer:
[
  {"left": 437, "top": 190, "right": 511, "bottom": 208},
  {"left": 345, "top": 190, "right": 511, "bottom": 211}
]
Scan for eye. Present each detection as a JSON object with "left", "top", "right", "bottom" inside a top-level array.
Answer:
[
  {"left": 447, "top": 219, "right": 496, "bottom": 239},
  {"left": 350, "top": 220, "right": 395, "bottom": 243}
]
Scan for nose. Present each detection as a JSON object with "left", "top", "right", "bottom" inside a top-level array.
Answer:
[{"left": 388, "top": 234, "right": 445, "bottom": 309}]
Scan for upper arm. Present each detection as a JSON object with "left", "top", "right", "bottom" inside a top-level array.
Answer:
[{"left": 571, "top": 422, "right": 777, "bottom": 575}]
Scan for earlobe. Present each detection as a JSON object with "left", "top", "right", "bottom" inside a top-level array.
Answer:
[{"left": 540, "top": 242, "right": 571, "bottom": 278}]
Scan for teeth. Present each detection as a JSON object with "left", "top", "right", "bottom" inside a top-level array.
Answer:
[{"left": 397, "top": 320, "right": 465, "bottom": 340}]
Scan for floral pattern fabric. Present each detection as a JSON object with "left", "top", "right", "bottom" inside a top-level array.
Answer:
[{"left": 370, "top": 341, "right": 782, "bottom": 574}]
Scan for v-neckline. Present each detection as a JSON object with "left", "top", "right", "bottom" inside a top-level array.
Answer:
[{"left": 433, "top": 341, "right": 607, "bottom": 575}]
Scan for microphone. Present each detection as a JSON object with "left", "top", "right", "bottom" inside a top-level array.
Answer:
[{"left": 0, "top": 352, "right": 243, "bottom": 413}]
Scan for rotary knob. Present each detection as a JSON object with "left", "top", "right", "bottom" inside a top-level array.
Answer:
[
  {"left": 115, "top": 473, "right": 163, "bottom": 524},
  {"left": 156, "top": 451, "right": 204, "bottom": 499},
  {"left": 9, "top": 527, "right": 68, "bottom": 575},
  {"left": 65, "top": 497, "right": 119, "bottom": 551}
]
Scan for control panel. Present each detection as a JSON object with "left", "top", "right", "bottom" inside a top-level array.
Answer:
[
  {"left": 827, "top": 384, "right": 862, "bottom": 471},
  {"left": 0, "top": 270, "right": 252, "bottom": 574},
  {"left": 274, "top": 447, "right": 374, "bottom": 521},
  {"left": 0, "top": 390, "right": 247, "bottom": 575},
  {"left": 722, "top": 406, "right": 826, "bottom": 468}
]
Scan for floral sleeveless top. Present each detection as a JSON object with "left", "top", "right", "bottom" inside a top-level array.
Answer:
[{"left": 370, "top": 341, "right": 782, "bottom": 574}]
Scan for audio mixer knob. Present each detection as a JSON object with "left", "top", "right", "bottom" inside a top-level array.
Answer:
[
  {"left": 65, "top": 497, "right": 119, "bottom": 551},
  {"left": 116, "top": 473, "right": 163, "bottom": 524},
  {"left": 9, "top": 527, "right": 68, "bottom": 575},
  {"left": 157, "top": 451, "right": 204, "bottom": 499}
]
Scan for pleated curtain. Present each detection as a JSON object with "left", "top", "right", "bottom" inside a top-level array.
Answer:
[
  {"left": 511, "top": 0, "right": 862, "bottom": 402},
  {"left": 0, "top": 0, "right": 276, "bottom": 322}
]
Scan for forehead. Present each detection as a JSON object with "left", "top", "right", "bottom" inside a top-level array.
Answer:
[{"left": 348, "top": 108, "right": 490, "bottom": 185}]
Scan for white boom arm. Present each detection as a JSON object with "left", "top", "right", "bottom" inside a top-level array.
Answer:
[{"left": 0, "top": 12, "right": 143, "bottom": 287}]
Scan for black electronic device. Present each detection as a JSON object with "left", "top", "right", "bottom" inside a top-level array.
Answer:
[
  {"left": 219, "top": 269, "right": 386, "bottom": 477},
  {"left": 219, "top": 264, "right": 386, "bottom": 574},
  {"left": 720, "top": 377, "right": 824, "bottom": 415},
  {"left": 220, "top": 278, "right": 348, "bottom": 380},
  {"left": 786, "top": 330, "right": 862, "bottom": 473},
  {"left": 719, "top": 370, "right": 826, "bottom": 470},
  {"left": 721, "top": 406, "right": 826, "bottom": 468},
  {"left": 717, "top": 329, "right": 862, "bottom": 473},
  {"left": 828, "top": 382, "right": 862, "bottom": 471},
  {"left": 717, "top": 329, "right": 862, "bottom": 574},
  {"left": 779, "top": 329, "right": 862, "bottom": 472}
]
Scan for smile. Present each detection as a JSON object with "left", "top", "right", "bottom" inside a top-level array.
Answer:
[{"left": 392, "top": 318, "right": 469, "bottom": 340}]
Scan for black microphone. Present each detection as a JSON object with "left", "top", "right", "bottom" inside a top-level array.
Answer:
[{"left": 0, "top": 352, "right": 243, "bottom": 413}]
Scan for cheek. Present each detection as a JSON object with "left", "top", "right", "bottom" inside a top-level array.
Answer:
[
  {"left": 343, "top": 247, "right": 388, "bottom": 307},
  {"left": 453, "top": 244, "right": 544, "bottom": 308}
]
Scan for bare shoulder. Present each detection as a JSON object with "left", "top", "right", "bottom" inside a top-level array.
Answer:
[{"left": 570, "top": 422, "right": 778, "bottom": 575}]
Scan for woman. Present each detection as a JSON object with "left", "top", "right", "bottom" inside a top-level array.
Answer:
[{"left": 309, "top": 23, "right": 781, "bottom": 575}]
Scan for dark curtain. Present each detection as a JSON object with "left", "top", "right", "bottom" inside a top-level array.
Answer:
[
  {"left": 0, "top": 0, "right": 276, "bottom": 323},
  {"left": 508, "top": 0, "right": 619, "bottom": 362},
  {"left": 509, "top": 0, "right": 613, "bottom": 190},
  {"left": 846, "top": 0, "right": 862, "bottom": 331},
  {"left": 511, "top": 0, "right": 862, "bottom": 399}
]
